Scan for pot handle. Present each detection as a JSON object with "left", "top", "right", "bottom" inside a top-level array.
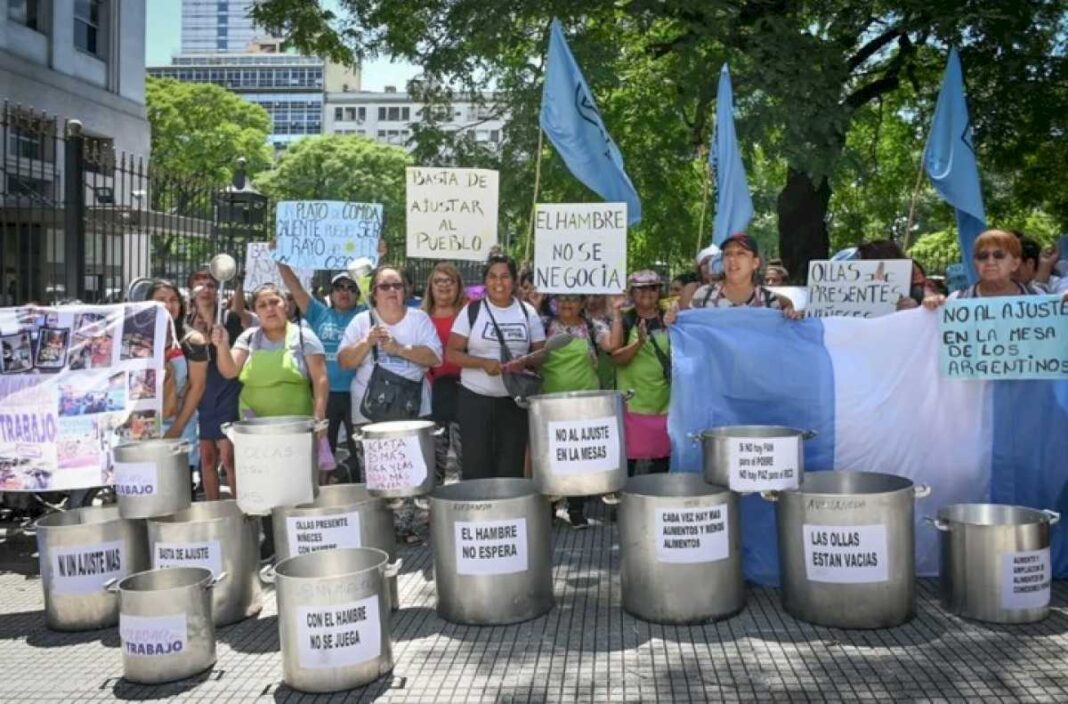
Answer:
[
  {"left": 103, "top": 577, "right": 120, "bottom": 594},
  {"left": 1043, "top": 509, "right": 1061, "bottom": 526},
  {"left": 170, "top": 440, "right": 192, "bottom": 456},
  {"left": 924, "top": 516, "right": 950, "bottom": 531},
  {"left": 913, "top": 484, "right": 932, "bottom": 499},
  {"left": 601, "top": 492, "right": 621, "bottom": 506},
  {"left": 384, "top": 557, "right": 404, "bottom": 579},
  {"left": 802, "top": 430, "right": 818, "bottom": 440},
  {"left": 687, "top": 431, "right": 702, "bottom": 446},
  {"left": 760, "top": 490, "right": 780, "bottom": 503},
  {"left": 312, "top": 419, "right": 329, "bottom": 433},
  {"left": 207, "top": 571, "right": 229, "bottom": 590},
  {"left": 622, "top": 388, "right": 636, "bottom": 401},
  {"left": 413, "top": 496, "right": 430, "bottom": 511},
  {"left": 432, "top": 425, "right": 446, "bottom": 437},
  {"left": 513, "top": 396, "right": 530, "bottom": 410},
  {"left": 220, "top": 422, "right": 234, "bottom": 442},
  {"left": 258, "top": 564, "right": 276, "bottom": 585}
]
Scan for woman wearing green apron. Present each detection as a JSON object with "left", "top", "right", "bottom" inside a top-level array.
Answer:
[
  {"left": 212, "top": 284, "right": 330, "bottom": 492},
  {"left": 541, "top": 294, "right": 615, "bottom": 528}
]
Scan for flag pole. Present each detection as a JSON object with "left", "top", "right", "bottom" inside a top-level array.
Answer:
[
  {"left": 524, "top": 128, "right": 546, "bottom": 263},
  {"left": 695, "top": 150, "right": 712, "bottom": 255},
  {"left": 902, "top": 156, "right": 926, "bottom": 250}
]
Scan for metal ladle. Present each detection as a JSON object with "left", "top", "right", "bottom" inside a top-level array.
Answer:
[{"left": 208, "top": 253, "right": 238, "bottom": 326}]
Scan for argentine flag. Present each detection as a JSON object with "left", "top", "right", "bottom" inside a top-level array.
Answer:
[{"left": 669, "top": 308, "right": 1068, "bottom": 586}]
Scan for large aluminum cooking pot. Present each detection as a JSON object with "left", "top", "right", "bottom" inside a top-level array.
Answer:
[
  {"left": 527, "top": 390, "right": 628, "bottom": 498},
  {"left": 766, "top": 471, "right": 930, "bottom": 629},
  {"left": 112, "top": 439, "right": 193, "bottom": 518},
  {"left": 696, "top": 425, "right": 815, "bottom": 492},
  {"left": 275, "top": 548, "right": 396, "bottom": 693},
  {"left": 429, "top": 478, "right": 553, "bottom": 625},
  {"left": 620, "top": 473, "right": 743, "bottom": 624},
  {"left": 222, "top": 416, "right": 324, "bottom": 515},
  {"left": 930, "top": 503, "right": 1059, "bottom": 624},
  {"left": 110, "top": 566, "right": 225, "bottom": 684},
  {"left": 353, "top": 420, "right": 438, "bottom": 499},
  {"left": 147, "top": 500, "right": 262, "bottom": 626},
  {"left": 271, "top": 484, "right": 401, "bottom": 610},
  {"left": 35, "top": 505, "right": 149, "bottom": 631}
]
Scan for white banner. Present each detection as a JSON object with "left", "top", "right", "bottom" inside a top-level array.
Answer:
[
  {"left": 273, "top": 200, "right": 383, "bottom": 270},
  {"left": 244, "top": 242, "right": 313, "bottom": 292},
  {"left": 806, "top": 259, "right": 912, "bottom": 318},
  {"left": 533, "top": 203, "right": 627, "bottom": 294},
  {"left": 406, "top": 167, "right": 499, "bottom": 261}
]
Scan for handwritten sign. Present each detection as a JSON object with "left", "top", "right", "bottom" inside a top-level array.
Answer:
[
  {"left": 120, "top": 613, "right": 187, "bottom": 657},
  {"left": 363, "top": 436, "right": 427, "bottom": 492},
  {"left": 806, "top": 259, "right": 912, "bottom": 318},
  {"left": 655, "top": 505, "right": 730, "bottom": 563},
  {"left": 939, "top": 296, "right": 1068, "bottom": 380},
  {"left": 273, "top": 201, "right": 383, "bottom": 270},
  {"left": 405, "top": 167, "right": 498, "bottom": 261},
  {"left": 285, "top": 511, "right": 362, "bottom": 556},
  {"left": 243, "top": 242, "right": 313, "bottom": 292},
  {"left": 153, "top": 540, "right": 223, "bottom": 577},
  {"left": 802, "top": 524, "right": 888, "bottom": 583},
  {"left": 233, "top": 433, "right": 314, "bottom": 515},
  {"left": 1001, "top": 548, "right": 1051, "bottom": 610},
  {"left": 547, "top": 417, "right": 619, "bottom": 475},
  {"left": 49, "top": 539, "right": 126, "bottom": 595},
  {"left": 533, "top": 203, "right": 627, "bottom": 294},
  {"left": 113, "top": 460, "right": 159, "bottom": 498},
  {"left": 455, "top": 519, "right": 528, "bottom": 575},
  {"left": 727, "top": 436, "right": 800, "bottom": 492},
  {"left": 297, "top": 595, "right": 382, "bottom": 669}
]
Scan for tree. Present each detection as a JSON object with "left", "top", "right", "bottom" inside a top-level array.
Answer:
[
  {"left": 255, "top": 134, "right": 412, "bottom": 251},
  {"left": 251, "top": 1, "right": 1066, "bottom": 275},
  {"left": 146, "top": 77, "right": 273, "bottom": 188}
]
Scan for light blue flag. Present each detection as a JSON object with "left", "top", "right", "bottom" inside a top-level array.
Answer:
[
  {"left": 710, "top": 64, "right": 754, "bottom": 245},
  {"left": 923, "top": 48, "right": 986, "bottom": 284},
  {"left": 539, "top": 19, "right": 641, "bottom": 225}
]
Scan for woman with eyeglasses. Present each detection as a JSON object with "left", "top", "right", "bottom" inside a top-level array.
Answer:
[
  {"left": 279, "top": 264, "right": 366, "bottom": 482},
  {"left": 541, "top": 293, "right": 616, "bottom": 527},
  {"left": 610, "top": 271, "right": 673, "bottom": 476},
  {"left": 422, "top": 262, "right": 468, "bottom": 483},
  {"left": 923, "top": 230, "right": 1055, "bottom": 308},
  {"left": 447, "top": 254, "right": 546, "bottom": 479}
]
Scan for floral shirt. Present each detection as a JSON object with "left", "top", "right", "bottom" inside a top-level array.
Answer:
[{"left": 691, "top": 284, "right": 783, "bottom": 309}]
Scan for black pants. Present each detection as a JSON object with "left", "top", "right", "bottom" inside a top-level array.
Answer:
[
  {"left": 327, "top": 391, "right": 359, "bottom": 482},
  {"left": 458, "top": 386, "right": 528, "bottom": 480},
  {"left": 628, "top": 458, "right": 670, "bottom": 476}
]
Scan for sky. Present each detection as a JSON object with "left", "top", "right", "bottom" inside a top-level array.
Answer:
[{"left": 144, "top": 0, "right": 419, "bottom": 91}]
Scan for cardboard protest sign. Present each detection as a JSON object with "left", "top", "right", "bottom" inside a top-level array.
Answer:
[
  {"left": 0, "top": 302, "right": 167, "bottom": 491},
  {"left": 806, "top": 259, "right": 912, "bottom": 318},
  {"left": 273, "top": 201, "right": 383, "bottom": 270},
  {"left": 405, "top": 167, "right": 498, "bottom": 261},
  {"left": 243, "top": 242, "right": 313, "bottom": 293},
  {"left": 940, "top": 295, "right": 1068, "bottom": 380},
  {"left": 768, "top": 286, "right": 808, "bottom": 311},
  {"left": 533, "top": 203, "right": 627, "bottom": 294}
]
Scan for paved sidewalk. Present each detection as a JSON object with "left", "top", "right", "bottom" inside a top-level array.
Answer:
[{"left": 2, "top": 512, "right": 1068, "bottom": 703}]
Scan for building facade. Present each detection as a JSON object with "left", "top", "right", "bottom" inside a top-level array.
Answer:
[
  {"left": 324, "top": 87, "right": 505, "bottom": 150},
  {"left": 180, "top": 0, "right": 257, "bottom": 54},
  {"left": 148, "top": 52, "right": 325, "bottom": 149}
]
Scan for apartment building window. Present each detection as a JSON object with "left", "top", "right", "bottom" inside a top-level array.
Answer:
[
  {"left": 334, "top": 107, "right": 344, "bottom": 121},
  {"left": 344, "top": 107, "right": 357, "bottom": 121},
  {"left": 8, "top": 0, "right": 40, "bottom": 31},
  {"left": 490, "top": 130, "right": 500, "bottom": 143},
  {"left": 378, "top": 107, "right": 386, "bottom": 121},
  {"left": 358, "top": 107, "right": 366, "bottom": 120},
  {"left": 74, "top": 0, "right": 102, "bottom": 56},
  {"left": 401, "top": 107, "right": 410, "bottom": 121}
]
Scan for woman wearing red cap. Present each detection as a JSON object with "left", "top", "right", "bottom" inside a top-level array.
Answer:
[{"left": 690, "top": 234, "right": 800, "bottom": 317}]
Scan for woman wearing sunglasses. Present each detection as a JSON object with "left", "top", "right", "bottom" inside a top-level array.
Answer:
[
  {"left": 924, "top": 230, "right": 1050, "bottom": 307},
  {"left": 541, "top": 293, "right": 616, "bottom": 528},
  {"left": 422, "top": 263, "right": 468, "bottom": 483}
]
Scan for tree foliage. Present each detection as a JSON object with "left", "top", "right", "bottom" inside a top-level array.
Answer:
[
  {"left": 145, "top": 77, "right": 274, "bottom": 186},
  {"left": 250, "top": 1, "right": 1068, "bottom": 275},
  {"left": 255, "top": 134, "right": 412, "bottom": 250}
]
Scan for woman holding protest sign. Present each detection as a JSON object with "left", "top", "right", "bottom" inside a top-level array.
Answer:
[
  {"left": 422, "top": 262, "right": 468, "bottom": 483},
  {"left": 924, "top": 230, "right": 1055, "bottom": 307},
  {"left": 212, "top": 284, "right": 332, "bottom": 492},
  {"left": 149, "top": 281, "right": 207, "bottom": 490},
  {"left": 447, "top": 254, "right": 546, "bottom": 480},
  {"left": 689, "top": 234, "right": 801, "bottom": 317},
  {"left": 610, "top": 271, "right": 672, "bottom": 476},
  {"left": 541, "top": 293, "right": 616, "bottom": 527}
]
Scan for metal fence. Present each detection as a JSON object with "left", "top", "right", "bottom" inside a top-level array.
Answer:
[{"left": 1, "top": 101, "right": 273, "bottom": 305}]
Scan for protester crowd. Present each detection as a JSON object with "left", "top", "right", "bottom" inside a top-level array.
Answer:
[{"left": 115, "top": 229, "right": 1068, "bottom": 551}]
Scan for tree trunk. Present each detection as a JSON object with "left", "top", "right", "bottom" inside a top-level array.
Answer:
[{"left": 776, "top": 167, "right": 832, "bottom": 281}]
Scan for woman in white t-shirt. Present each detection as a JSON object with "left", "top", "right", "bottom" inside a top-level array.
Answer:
[
  {"left": 338, "top": 265, "right": 443, "bottom": 425},
  {"left": 447, "top": 254, "right": 546, "bottom": 479}
]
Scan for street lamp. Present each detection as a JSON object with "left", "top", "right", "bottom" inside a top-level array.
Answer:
[{"left": 215, "top": 157, "right": 267, "bottom": 227}]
